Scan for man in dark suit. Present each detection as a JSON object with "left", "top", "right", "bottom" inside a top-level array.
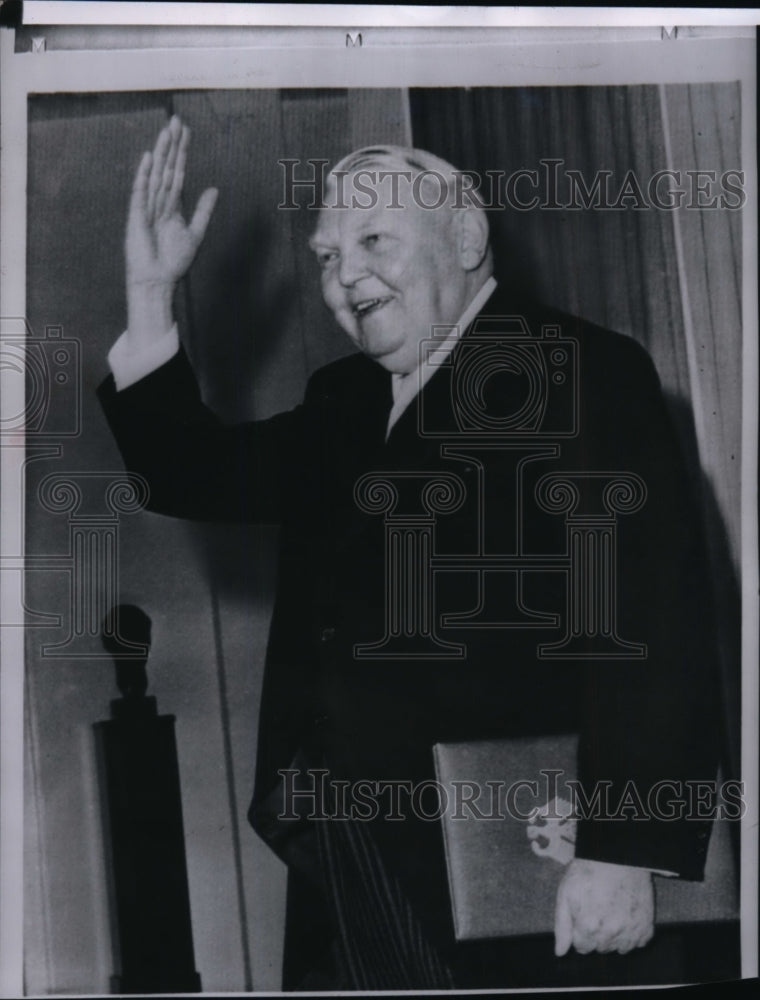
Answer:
[{"left": 99, "top": 116, "right": 719, "bottom": 990}]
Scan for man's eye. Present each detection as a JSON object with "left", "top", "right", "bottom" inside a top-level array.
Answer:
[
  {"left": 362, "top": 234, "right": 383, "bottom": 249},
  {"left": 317, "top": 250, "right": 338, "bottom": 268}
]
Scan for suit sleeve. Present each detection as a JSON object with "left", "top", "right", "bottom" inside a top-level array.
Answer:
[
  {"left": 571, "top": 332, "right": 721, "bottom": 880},
  {"left": 97, "top": 347, "right": 310, "bottom": 524}
]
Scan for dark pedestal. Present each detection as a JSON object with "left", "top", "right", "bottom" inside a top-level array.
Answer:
[{"left": 94, "top": 697, "right": 202, "bottom": 994}]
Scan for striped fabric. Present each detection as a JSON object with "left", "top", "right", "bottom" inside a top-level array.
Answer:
[{"left": 316, "top": 816, "right": 456, "bottom": 990}]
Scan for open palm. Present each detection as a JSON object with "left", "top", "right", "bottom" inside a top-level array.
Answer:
[{"left": 126, "top": 115, "right": 218, "bottom": 290}]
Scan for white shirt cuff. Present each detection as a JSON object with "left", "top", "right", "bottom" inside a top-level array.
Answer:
[
  {"left": 108, "top": 325, "right": 180, "bottom": 391},
  {"left": 594, "top": 860, "right": 678, "bottom": 878}
]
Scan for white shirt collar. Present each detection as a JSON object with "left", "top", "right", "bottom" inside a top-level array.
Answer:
[{"left": 386, "top": 275, "right": 497, "bottom": 438}]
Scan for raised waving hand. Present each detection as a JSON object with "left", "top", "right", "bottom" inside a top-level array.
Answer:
[{"left": 125, "top": 115, "right": 218, "bottom": 350}]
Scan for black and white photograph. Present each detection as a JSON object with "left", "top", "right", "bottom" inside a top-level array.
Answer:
[{"left": 1, "top": 4, "right": 757, "bottom": 995}]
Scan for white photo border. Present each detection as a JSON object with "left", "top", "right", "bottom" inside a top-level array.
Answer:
[{"left": 1, "top": 7, "right": 757, "bottom": 995}]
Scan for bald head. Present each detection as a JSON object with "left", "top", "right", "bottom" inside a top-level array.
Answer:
[{"left": 310, "top": 145, "right": 493, "bottom": 374}]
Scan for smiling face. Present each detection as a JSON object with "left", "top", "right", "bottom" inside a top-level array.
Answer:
[{"left": 310, "top": 179, "right": 477, "bottom": 374}]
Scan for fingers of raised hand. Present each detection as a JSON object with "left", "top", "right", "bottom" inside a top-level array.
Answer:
[
  {"left": 146, "top": 120, "right": 174, "bottom": 221},
  {"left": 163, "top": 124, "right": 190, "bottom": 218},
  {"left": 188, "top": 187, "right": 219, "bottom": 247},
  {"left": 154, "top": 116, "right": 185, "bottom": 220},
  {"left": 129, "top": 150, "right": 153, "bottom": 219}
]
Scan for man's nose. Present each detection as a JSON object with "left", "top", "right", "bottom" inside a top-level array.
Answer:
[{"left": 338, "top": 251, "right": 368, "bottom": 288}]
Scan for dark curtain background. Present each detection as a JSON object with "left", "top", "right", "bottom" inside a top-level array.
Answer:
[{"left": 410, "top": 85, "right": 742, "bottom": 787}]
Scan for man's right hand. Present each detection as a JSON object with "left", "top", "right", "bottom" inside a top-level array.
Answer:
[{"left": 125, "top": 114, "right": 218, "bottom": 352}]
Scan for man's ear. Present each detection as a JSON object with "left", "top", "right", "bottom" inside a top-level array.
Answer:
[{"left": 456, "top": 207, "right": 490, "bottom": 271}]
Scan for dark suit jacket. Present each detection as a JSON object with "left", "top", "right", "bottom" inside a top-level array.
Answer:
[{"left": 98, "top": 286, "right": 719, "bottom": 982}]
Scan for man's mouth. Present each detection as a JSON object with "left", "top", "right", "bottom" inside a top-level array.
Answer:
[{"left": 352, "top": 296, "right": 393, "bottom": 320}]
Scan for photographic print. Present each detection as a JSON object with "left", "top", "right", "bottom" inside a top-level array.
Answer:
[{"left": 1, "top": 5, "right": 756, "bottom": 995}]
